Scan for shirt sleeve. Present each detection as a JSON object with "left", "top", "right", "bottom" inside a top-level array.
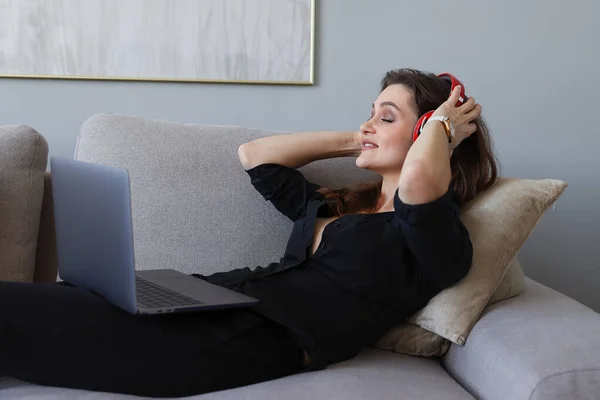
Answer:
[
  {"left": 192, "top": 268, "right": 255, "bottom": 289},
  {"left": 245, "top": 163, "right": 323, "bottom": 222},
  {"left": 394, "top": 188, "right": 473, "bottom": 293},
  {"left": 193, "top": 264, "right": 278, "bottom": 289}
]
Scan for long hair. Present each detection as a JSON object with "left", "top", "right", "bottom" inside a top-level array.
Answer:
[{"left": 317, "top": 68, "right": 499, "bottom": 215}]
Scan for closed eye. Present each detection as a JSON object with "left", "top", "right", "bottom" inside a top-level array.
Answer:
[{"left": 381, "top": 118, "right": 394, "bottom": 123}]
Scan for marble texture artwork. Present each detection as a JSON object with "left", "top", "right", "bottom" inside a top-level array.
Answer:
[{"left": 0, "top": 0, "right": 314, "bottom": 84}]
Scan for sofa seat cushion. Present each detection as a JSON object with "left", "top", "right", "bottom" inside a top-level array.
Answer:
[{"left": 0, "top": 349, "right": 474, "bottom": 399}]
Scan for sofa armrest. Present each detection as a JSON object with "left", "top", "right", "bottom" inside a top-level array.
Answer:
[
  {"left": 442, "top": 278, "right": 600, "bottom": 400},
  {"left": 33, "top": 172, "right": 58, "bottom": 283}
]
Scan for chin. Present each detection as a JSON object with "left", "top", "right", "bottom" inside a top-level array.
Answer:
[
  {"left": 355, "top": 155, "right": 368, "bottom": 170},
  {"left": 355, "top": 156, "right": 378, "bottom": 172},
  {"left": 356, "top": 154, "right": 404, "bottom": 174}
]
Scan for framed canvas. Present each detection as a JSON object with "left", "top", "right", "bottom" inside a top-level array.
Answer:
[{"left": 0, "top": 0, "right": 315, "bottom": 85}]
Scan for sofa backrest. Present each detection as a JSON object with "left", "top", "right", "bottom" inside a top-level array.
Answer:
[
  {"left": 0, "top": 125, "right": 48, "bottom": 282},
  {"left": 74, "top": 114, "right": 379, "bottom": 276}
]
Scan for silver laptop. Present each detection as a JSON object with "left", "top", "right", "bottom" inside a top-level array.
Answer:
[{"left": 50, "top": 157, "right": 258, "bottom": 315}]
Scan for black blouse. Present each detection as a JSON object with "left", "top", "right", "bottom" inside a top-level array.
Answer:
[{"left": 198, "top": 163, "right": 472, "bottom": 370}]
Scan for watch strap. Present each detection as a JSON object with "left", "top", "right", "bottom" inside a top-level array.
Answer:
[{"left": 427, "top": 116, "right": 454, "bottom": 143}]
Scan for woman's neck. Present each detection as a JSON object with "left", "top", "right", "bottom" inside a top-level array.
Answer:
[{"left": 377, "top": 172, "right": 402, "bottom": 212}]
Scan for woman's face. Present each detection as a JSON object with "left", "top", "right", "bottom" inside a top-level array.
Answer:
[{"left": 356, "top": 84, "right": 419, "bottom": 173}]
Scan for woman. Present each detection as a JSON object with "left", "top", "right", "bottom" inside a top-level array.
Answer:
[{"left": 0, "top": 69, "right": 497, "bottom": 397}]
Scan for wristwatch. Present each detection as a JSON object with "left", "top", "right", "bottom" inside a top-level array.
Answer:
[{"left": 426, "top": 116, "right": 454, "bottom": 143}]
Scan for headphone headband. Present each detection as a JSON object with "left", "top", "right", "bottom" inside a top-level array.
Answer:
[{"left": 437, "top": 72, "right": 467, "bottom": 106}]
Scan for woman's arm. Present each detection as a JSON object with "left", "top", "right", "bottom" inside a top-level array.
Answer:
[
  {"left": 398, "top": 118, "right": 453, "bottom": 205},
  {"left": 398, "top": 86, "right": 480, "bottom": 205},
  {"left": 238, "top": 131, "right": 361, "bottom": 170}
]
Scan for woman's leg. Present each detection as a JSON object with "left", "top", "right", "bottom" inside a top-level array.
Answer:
[{"left": 0, "top": 281, "right": 303, "bottom": 398}]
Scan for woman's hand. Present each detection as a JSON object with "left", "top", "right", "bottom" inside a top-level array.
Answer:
[
  {"left": 431, "top": 85, "right": 481, "bottom": 148},
  {"left": 398, "top": 85, "right": 480, "bottom": 204}
]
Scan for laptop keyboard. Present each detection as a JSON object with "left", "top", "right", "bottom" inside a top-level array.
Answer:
[{"left": 136, "top": 276, "right": 203, "bottom": 309}]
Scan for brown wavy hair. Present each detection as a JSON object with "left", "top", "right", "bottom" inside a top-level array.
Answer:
[{"left": 317, "top": 68, "right": 499, "bottom": 215}]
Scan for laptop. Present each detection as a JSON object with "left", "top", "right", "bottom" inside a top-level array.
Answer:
[{"left": 49, "top": 157, "right": 259, "bottom": 315}]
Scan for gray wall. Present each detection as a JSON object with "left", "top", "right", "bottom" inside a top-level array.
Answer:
[{"left": 1, "top": 0, "right": 598, "bottom": 310}]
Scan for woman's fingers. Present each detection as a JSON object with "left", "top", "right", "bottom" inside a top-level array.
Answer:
[
  {"left": 458, "top": 96, "right": 477, "bottom": 114},
  {"left": 466, "top": 122, "right": 478, "bottom": 135},
  {"left": 447, "top": 85, "right": 462, "bottom": 106},
  {"left": 465, "top": 103, "right": 482, "bottom": 121},
  {"left": 455, "top": 103, "right": 481, "bottom": 125}
]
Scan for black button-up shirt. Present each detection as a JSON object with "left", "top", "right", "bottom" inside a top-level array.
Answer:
[{"left": 197, "top": 163, "right": 472, "bottom": 370}]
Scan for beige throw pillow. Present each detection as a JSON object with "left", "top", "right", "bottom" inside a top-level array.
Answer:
[
  {"left": 375, "top": 256, "right": 525, "bottom": 356},
  {"left": 376, "top": 320, "right": 451, "bottom": 357},
  {"left": 488, "top": 254, "right": 525, "bottom": 305},
  {"left": 0, "top": 125, "right": 49, "bottom": 282}
]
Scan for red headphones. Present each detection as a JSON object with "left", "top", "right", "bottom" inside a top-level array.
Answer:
[{"left": 412, "top": 73, "right": 467, "bottom": 142}]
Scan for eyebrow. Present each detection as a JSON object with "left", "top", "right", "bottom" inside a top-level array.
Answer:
[{"left": 373, "top": 101, "right": 403, "bottom": 113}]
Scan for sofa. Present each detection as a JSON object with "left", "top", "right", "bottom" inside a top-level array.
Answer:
[{"left": 1, "top": 114, "right": 599, "bottom": 400}]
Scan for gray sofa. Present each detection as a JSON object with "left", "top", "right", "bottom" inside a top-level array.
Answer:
[{"left": 1, "top": 114, "right": 600, "bottom": 399}]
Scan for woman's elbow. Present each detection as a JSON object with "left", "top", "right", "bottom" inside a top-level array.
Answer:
[
  {"left": 442, "top": 241, "right": 473, "bottom": 289},
  {"left": 397, "top": 161, "right": 451, "bottom": 205},
  {"left": 238, "top": 142, "right": 256, "bottom": 170},
  {"left": 427, "top": 240, "right": 473, "bottom": 294},
  {"left": 453, "top": 247, "right": 473, "bottom": 285}
]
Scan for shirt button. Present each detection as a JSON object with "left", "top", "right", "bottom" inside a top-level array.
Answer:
[
  {"left": 320, "top": 241, "right": 327, "bottom": 249},
  {"left": 333, "top": 221, "right": 341, "bottom": 227}
]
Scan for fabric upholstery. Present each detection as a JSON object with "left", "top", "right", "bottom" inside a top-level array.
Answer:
[
  {"left": 0, "top": 125, "right": 48, "bottom": 282},
  {"left": 407, "top": 177, "right": 567, "bottom": 345},
  {"left": 375, "top": 257, "right": 525, "bottom": 356},
  {"left": 375, "top": 319, "right": 451, "bottom": 357},
  {"left": 0, "top": 349, "right": 475, "bottom": 400},
  {"left": 443, "top": 278, "right": 600, "bottom": 400},
  {"left": 488, "top": 255, "right": 525, "bottom": 305}
]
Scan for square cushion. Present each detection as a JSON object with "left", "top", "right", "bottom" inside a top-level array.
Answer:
[
  {"left": 487, "top": 255, "right": 525, "bottom": 305},
  {"left": 0, "top": 125, "right": 48, "bottom": 282},
  {"left": 375, "top": 177, "right": 566, "bottom": 354}
]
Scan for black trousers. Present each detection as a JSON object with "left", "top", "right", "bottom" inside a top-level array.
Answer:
[{"left": 0, "top": 281, "right": 304, "bottom": 398}]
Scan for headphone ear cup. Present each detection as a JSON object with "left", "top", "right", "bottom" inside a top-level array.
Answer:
[{"left": 412, "top": 111, "right": 434, "bottom": 142}]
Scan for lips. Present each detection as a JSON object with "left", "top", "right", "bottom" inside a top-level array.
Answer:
[{"left": 361, "top": 140, "right": 378, "bottom": 150}]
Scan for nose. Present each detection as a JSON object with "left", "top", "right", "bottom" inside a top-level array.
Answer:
[{"left": 360, "top": 117, "right": 376, "bottom": 136}]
